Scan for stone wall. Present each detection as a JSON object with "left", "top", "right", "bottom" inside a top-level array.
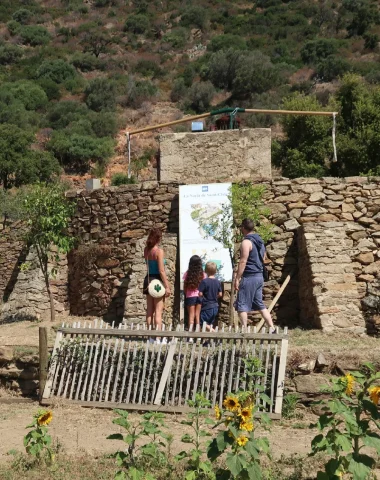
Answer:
[
  {"left": 159, "top": 129, "right": 271, "bottom": 183},
  {"left": 0, "top": 247, "right": 68, "bottom": 323},
  {"left": 67, "top": 182, "right": 179, "bottom": 322},
  {"left": 1, "top": 176, "right": 379, "bottom": 333},
  {"left": 298, "top": 223, "right": 366, "bottom": 334},
  {"left": 0, "top": 220, "right": 27, "bottom": 302}
]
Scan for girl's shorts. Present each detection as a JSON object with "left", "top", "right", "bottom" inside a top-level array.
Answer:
[{"left": 185, "top": 297, "right": 202, "bottom": 307}]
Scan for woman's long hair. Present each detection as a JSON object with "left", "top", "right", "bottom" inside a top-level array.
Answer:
[
  {"left": 184, "top": 255, "right": 204, "bottom": 290},
  {"left": 146, "top": 228, "right": 162, "bottom": 251}
]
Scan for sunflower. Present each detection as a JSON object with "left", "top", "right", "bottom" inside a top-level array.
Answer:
[
  {"left": 37, "top": 410, "right": 53, "bottom": 426},
  {"left": 239, "top": 407, "right": 252, "bottom": 421},
  {"left": 240, "top": 420, "right": 254, "bottom": 432},
  {"left": 341, "top": 374, "right": 354, "bottom": 395},
  {"left": 223, "top": 395, "right": 240, "bottom": 412},
  {"left": 214, "top": 405, "right": 221, "bottom": 420},
  {"left": 369, "top": 386, "right": 380, "bottom": 405},
  {"left": 236, "top": 435, "right": 248, "bottom": 447}
]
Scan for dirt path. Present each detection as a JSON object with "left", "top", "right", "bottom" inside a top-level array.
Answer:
[{"left": 0, "top": 398, "right": 315, "bottom": 462}]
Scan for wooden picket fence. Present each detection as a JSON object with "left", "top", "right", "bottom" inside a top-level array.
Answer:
[{"left": 41, "top": 322, "right": 289, "bottom": 418}]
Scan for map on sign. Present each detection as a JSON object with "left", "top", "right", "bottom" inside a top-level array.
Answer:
[{"left": 179, "top": 183, "right": 232, "bottom": 282}]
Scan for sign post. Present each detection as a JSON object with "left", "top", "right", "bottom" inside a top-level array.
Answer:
[{"left": 179, "top": 183, "right": 232, "bottom": 323}]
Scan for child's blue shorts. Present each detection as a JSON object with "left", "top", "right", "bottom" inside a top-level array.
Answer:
[{"left": 200, "top": 307, "right": 218, "bottom": 326}]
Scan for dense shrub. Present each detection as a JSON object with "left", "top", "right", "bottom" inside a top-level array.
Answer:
[
  {"left": 19, "top": 25, "right": 51, "bottom": 46},
  {"left": 364, "top": 33, "right": 379, "bottom": 50},
  {"left": 184, "top": 81, "right": 215, "bottom": 113},
  {"left": 124, "top": 14, "right": 149, "bottom": 34},
  {"left": 12, "top": 8, "right": 33, "bottom": 24},
  {"left": 180, "top": 6, "right": 208, "bottom": 30},
  {"left": 316, "top": 55, "right": 351, "bottom": 82},
  {"left": 81, "top": 31, "right": 113, "bottom": 57},
  {"left": 85, "top": 77, "right": 116, "bottom": 111},
  {"left": 71, "top": 52, "right": 105, "bottom": 72},
  {"left": 36, "top": 59, "right": 77, "bottom": 84},
  {"left": 122, "top": 78, "right": 157, "bottom": 108},
  {"left": 162, "top": 28, "right": 188, "bottom": 48},
  {"left": 4, "top": 81, "right": 48, "bottom": 111},
  {"left": 37, "top": 79, "right": 61, "bottom": 100},
  {"left": 301, "top": 39, "right": 339, "bottom": 65},
  {"left": 207, "top": 34, "right": 247, "bottom": 52},
  {"left": 170, "top": 77, "right": 187, "bottom": 102},
  {"left": 0, "top": 43, "right": 23, "bottom": 64},
  {"left": 134, "top": 59, "right": 162, "bottom": 78},
  {"left": 90, "top": 111, "right": 118, "bottom": 137},
  {"left": 48, "top": 131, "right": 114, "bottom": 173},
  {"left": 0, "top": 123, "right": 60, "bottom": 189},
  {"left": 46, "top": 101, "right": 89, "bottom": 130},
  {"left": 206, "top": 49, "right": 281, "bottom": 97}
]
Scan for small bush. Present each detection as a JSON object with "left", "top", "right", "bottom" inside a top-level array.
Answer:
[
  {"left": 301, "top": 39, "right": 339, "bottom": 65},
  {"left": 85, "top": 77, "right": 116, "bottom": 112},
  {"left": 12, "top": 8, "right": 32, "bottom": 24},
  {"left": 170, "top": 77, "right": 187, "bottom": 102},
  {"left": 121, "top": 78, "right": 157, "bottom": 109},
  {"left": 124, "top": 14, "right": 149, "bottom": 34},
  {"left": 184, "top": 81, "right": 215, "bottom": 113},
  {"left": 71, "top": 52, "right": 105, "bottom": 72},
  {"left": 90, "top": 111, "right": 118, "bottom": 137},
  {"left": 134, "top": 59, "right": 162, "bottom": 78},
  {"left": 36, "top": 59, "right": 77, "bottom": 84},
  {"left": 364, "top": 33, "right": 379, "bottom": 50},
  {"left": 111, "top": 173, "right": 136, "bottom": 186},
  {"left": 37, "top": 79, "right": 61, "bottom": 101},
  {"left": 0, "top": 42, "right": 23, "bottom": 65},
  {"left": 316, "top": 55, "right": 351, "bottom": 82},
  {"left": 19, "top": 25, "right": 51, "bottom": 46},
  {"left": 7, "top": 20, "right": 21, "bottom": 35},
  {"left": 207, "top": 34, "right": 247, "bottom": 52},
  {"left": 162, "top": 27, "right": 188, "bottom": 49}
]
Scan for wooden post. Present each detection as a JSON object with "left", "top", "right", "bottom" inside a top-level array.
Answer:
[
  {"left": 256, "top": 269, "right": 296, "bottom": 332},
  {"left": 39, "top": 327, "right": 48, "bottom": 402}
]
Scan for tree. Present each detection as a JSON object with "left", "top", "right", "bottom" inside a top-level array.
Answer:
[
  {"left": 5, "top": 81, "right": 48, "bottom": 110},
  {"left": 180, "top": 6, "right": 208, "bottom": 30},
  {"left": 81, "top": 31, "right": 113, "bottom": 58},
  {"left": 207, "top": 34, "right": 247, "bottom": 52},
  {"left": 0, "top": 42, "right": 23, "bottom": 65},
  {"left": 18, "top": 25, "right": 51, "bottom": 46},
  {"left": 22, "top": 183, "right": 75, "bottom": 322},
  {"left": 0, "top": 124, "right": 60, "bottom": 189},
  {"left": 197, "top": 184, "right": 273, "bottom": 325}
]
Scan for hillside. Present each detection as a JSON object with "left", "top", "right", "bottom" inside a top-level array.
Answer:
[{"left": 0, "top": 0, "right": 379, "bottom": 187}]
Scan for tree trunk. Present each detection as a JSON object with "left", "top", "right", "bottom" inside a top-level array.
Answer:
[{"left": 36, "top": 244, "right": 55, "bottom": 322}]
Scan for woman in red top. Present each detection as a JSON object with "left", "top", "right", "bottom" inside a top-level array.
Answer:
[{"left": 143, "top": 228, "right": 171, "bottom": 340}]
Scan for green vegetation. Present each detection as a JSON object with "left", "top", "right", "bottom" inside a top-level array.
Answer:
[{"left": 0, "top": 0, "right": 378, "bottom": 182}]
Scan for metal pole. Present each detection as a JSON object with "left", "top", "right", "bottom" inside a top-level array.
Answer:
[{"left": 126, "top": 133, "right": 131, "bottom": 178}]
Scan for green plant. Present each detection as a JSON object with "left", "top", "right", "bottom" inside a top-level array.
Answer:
[
  {"left": 310, "top": 363, "right": 380, "bottom": 479},
  {"left": 24, "top": 410, "right": 54, "bottom": 463},
  {"left": 107, "top": 409, "right": 173, "bottom": 479},
  {"left": 111, "top": 173, "right": 136, "bottom": 186},
  {"left": 208, "top": 391, "right": 271, "bottom": 479},
  {"left": 124, "top": 14, "right": 149, "bottom": 34},
  {"left": 184, "top": 81, "right": 215, "bottom": 113},
  {"left": 85, "top": 77, "right": 116, "bottom": 111},
  {"left": 21, "top": 182, "right": 76, "bottom": 322},
  {"left": 176, "top": 394, "right": 215, "bottom": 480},
  {"left": 0, "top": 124, "right": 60, "bottom": 190},
  {"left": 282, "top": 393, "right": 300, "bottom": 420},
  {"left": 36, "top": 59, "right": 77, "bottom": 84}
]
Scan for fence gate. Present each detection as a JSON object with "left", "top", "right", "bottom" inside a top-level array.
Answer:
[{"left": 41, "top": 322, "right": 289, "bottom": 418}]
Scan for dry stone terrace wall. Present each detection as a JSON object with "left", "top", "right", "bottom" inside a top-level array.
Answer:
[
  {"left": 0, "top": 220, "right": 27, "bottom": 302},
  {"left": 67, "top": 182, "right": 179, "bottom": 322},
  {"left": 262, "top": 176, "right": 380, "bottom": 334},
  {"left": 0, "top": 176, "right": 379, "bottom": 333}
]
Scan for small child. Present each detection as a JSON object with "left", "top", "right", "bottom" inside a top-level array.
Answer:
[
  {"left": 198, "top": 262, "right": 222, "bottom": 332},
  {"left": 183, "top": 255, "right": 206, "bottom": 334}
]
